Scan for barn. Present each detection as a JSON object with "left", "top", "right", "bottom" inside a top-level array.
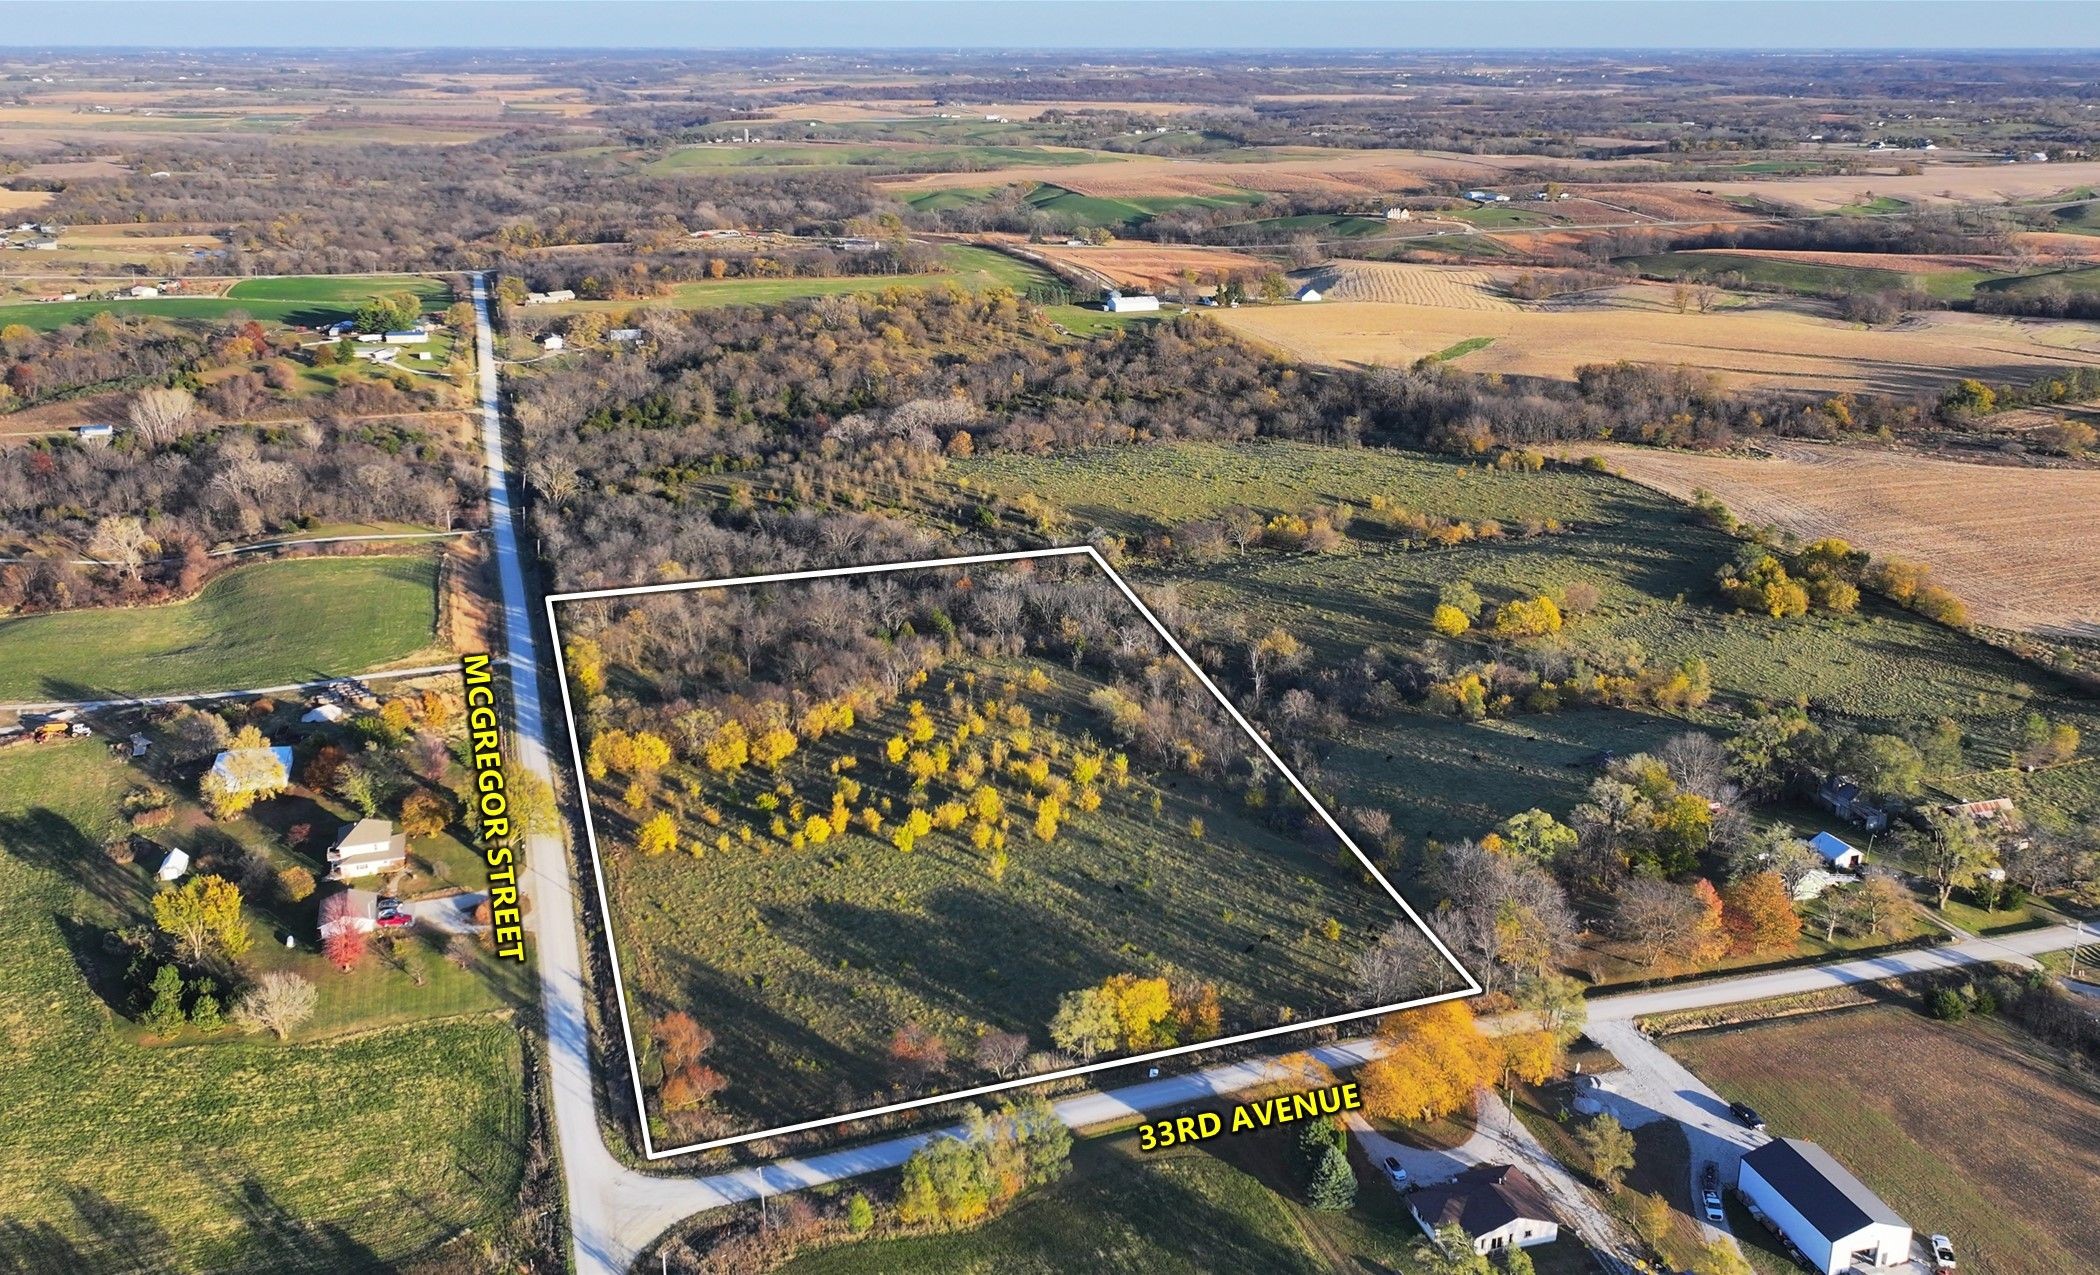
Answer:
[{"left": 1738, "top": 1138, "right": 1911, "bottom": 1275}]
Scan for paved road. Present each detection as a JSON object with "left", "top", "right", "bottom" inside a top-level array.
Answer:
[
  {"left": 1592, "top": 923, "right": 2088, "bottom": 1022},
  {"left": 0, "top": 662, "right": 461, "bottom": 714}
]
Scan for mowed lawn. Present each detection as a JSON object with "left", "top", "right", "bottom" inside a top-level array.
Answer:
[
  {"left": 0, "top": 554, "right": 441, "bottom": 701},
  {"left": 0, "top": 744, "right": 528, "bottom": 1274},
  {"left": 0, "top": 275, "right": 453, "bottom": 333},
  {"left": 1666, "top": 1005, "right": 2100, "bottom": 1275},
  {"left": 956, "top": 441, "right": 2100, "bottom": 839}
]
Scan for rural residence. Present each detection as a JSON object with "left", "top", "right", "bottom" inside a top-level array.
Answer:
[
  {"left": 1408, "top": 1164, "right": 1561, "bottom": 1256},
  {"left": 317, "top": 887, "right": 381, "bottom": 941},
  {"left": 1815, "top": 775, "right": 1889, "bottom": 833},
  {"left": 326, "top": 818, "right": 409, "bottom": 881}
]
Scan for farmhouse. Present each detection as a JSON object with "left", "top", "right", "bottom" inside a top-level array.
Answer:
[
  {"left": 1385, "top": 207, "right": 1412, "bottom": 220},
  {"left": 1807, "top": 831, "right": 1863, "bottom": 871},
  {"left": 1738, "top": 1138, "right": 1912, "bottom": 1275},
  {"left": 1408, "top": 1164, "right": 1561, "bottom": 1256},
  {"left": 208, "top": 745, "right": 292, "bottom": 794},
  {"left": 1102, "top": 290, "right": 1161, "bottom": 313},
  {"left": 317, "top": 886, "right": 381, "bottom": 941},
  {"left": 1815, "top": 775, "right": 1888, "bottom": 833},
  {"left": 326, "top": 818, "right": 409, "bottom": 882}
]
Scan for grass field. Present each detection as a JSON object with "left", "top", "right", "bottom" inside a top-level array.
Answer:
[
  {"left": 0, "top": 554, "right": 442, "bottom": 702},
  {"left": 592, "top": 638, "right": 1417, "bottom": 1141},
  {"left": 0, "top": 743, "right": 529, "bottom": 1274},
  {"left": 534, "top": 245, "right": 1057, "bottom": 316},
  {"left": 0, "top": 275, "right": 453, "bottom": 333},
  {"left": 1622, "top": 251, "right": 2013, "bottom": 301},
  {"left": 955, "top": 441, "right": 2100, "bottom": 840},
  {"left": 1020, "top": 182, "right": 1265, "bottom": 227},
  {"left": 649, "top": 142, "right": 1109, "bottom": 176},
  {"left": 1667, "top": 1005, "right": 2100, "bottom": 1275},
  {"left": 775, "top": 1123, "right": 1478, "bottom": 1275},
  {"left": 1578, "top": 440, "right": 2100, "bottom": 636}
]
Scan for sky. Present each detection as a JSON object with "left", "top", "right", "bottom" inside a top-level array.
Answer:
[{"left": 2, "top": 1, "right": 2098, "bottom": 51}]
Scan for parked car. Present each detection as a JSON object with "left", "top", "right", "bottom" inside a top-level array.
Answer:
[
  {"left": 1702, "top": 1189, "right": 1725, "bottom": 1223},
  {"left": 1728, "top": 1101, "right": 1766, "bottom": 1131},
  {"left": 1382, "top": 1156, "right": 1409, "bottom": 1189},
  {"left": 1931, "top": 1235, "right": 1957, "bottom": 1270},
  {"left": 375, "top": 896, "right": 411, "bottom": 928}
]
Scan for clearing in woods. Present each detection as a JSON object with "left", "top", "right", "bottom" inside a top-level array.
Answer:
[
  {"left": 1210, "top": 271, "right": 2100, "bottom": 394},
  {"left": 1573, "top": 441, "right": 2100, "bottom": 636},
  {"left": 551, "top": 552, "right": 1469, "bottom": 1154},
  {"left": 1666, "top": 1004, "right": 2100, "bottom": 1275}
]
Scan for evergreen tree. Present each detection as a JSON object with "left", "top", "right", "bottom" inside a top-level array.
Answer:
[
  {"left": 1306, "top": 1141, "right": 1357, "bottom": 1212},
  {"left": 141, "top": 963, "right": 186, "bottom": 1035}
]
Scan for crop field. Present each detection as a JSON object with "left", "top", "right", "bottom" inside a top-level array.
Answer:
[
  {"left": 880, "top": 147, "right": 1518, "bottom": 200},
  {"left": 1667, "top": 1005, "right": 2100, "bottom": 1275},
  {"left": 1211, "top": 277, "right": 2100, "bottom": 393},
  {"left": 0, "top": 743, "right": 529, "bottom": 1274},
  {"left": 958, "top": 440, "right": 2100, "bottom": 840},
  {"left": 1297, "top": 261, "right": 1515, "bottom": 308},
  {"left": 533, "top": 245, "right": 1057, "bottom": 315},
  {"left": 223, "top": 273, "right": 452, "bottom": 306},
  {"left": 648, "top": 142, "right": 1109, "bottom": 175},
  {"left": 589, "top": 637, "right": 1417, "bottom": 1141},
  {"left": 1639, "top": 159, "right": 2100, "bottom": 211},
  {"left": 1577, "top": 440, "right": 2100, "bottom": 635},
  {"left": 0, "top": 554, "right": 442, "bottom": 702},
  {"left": 1019, "top": 241, "right": 1273, "bottom": 291}
]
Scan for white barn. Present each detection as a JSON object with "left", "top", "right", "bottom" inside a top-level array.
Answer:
[
  {"left": 1808, "top": 831, "right": 1863, "bottom": 872},
  {"left": 1738, "top": 1138, "right": 1911, "bottom": 1275},
  {"left": 1102, "top": 290, "right": 1160, "bottom": 313}
]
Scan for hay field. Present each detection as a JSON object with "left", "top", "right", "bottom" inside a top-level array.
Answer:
[
  {"left": 1645, "top": 159, "right": 2100, "bottom": 211},
  {"left": 1213, "top": 272, "right": 2100, "bottom": 396},
  {"left": 0, "top": 188, "right": 53, "bottom": 214},
  {"left": 1572, "top": 440, "right": 2100, "bottom": 635}
]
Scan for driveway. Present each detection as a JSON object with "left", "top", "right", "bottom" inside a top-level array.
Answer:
[
  {"left": 1585, "top": 1019, "right": 1763, "bottom": 1245},
  {"left": 404, "top": 891, "right": 488, "bottom": 935}
]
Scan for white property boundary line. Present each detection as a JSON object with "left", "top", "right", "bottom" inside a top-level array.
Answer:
[{"left": 544, "top": 544, "right": 1483, "bottom": 1159}]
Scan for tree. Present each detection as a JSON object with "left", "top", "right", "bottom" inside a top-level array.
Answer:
[
  {"left": 141, "top": 963, "right": 187, "bottom": 1035},
  {"left": 1576, "top": 1112, "right": 1635, "bottom": 1190},
  {"left": 1417, "top": 1224, "right": 1494, "bottom": 1275},
  {"left": 1911, "top": 811, "right": 1997, "bottom": 910},
  {"left": 233, "top": 971, "right": 317, "bottom": 1041},
  {"left": 637, "top": 811, "right": 678, "bottom": 855},
  {"left": 153, "top": 873, "right": 250, "bottom": 963},
  {"left": 888, "top": 1022, "right": 950, "bottom": 1087},
  {"left": 1496, "top": 809, "right": 1577, "bottom": 864},
  {"left": 896, "top": 1134, "right": 996, "bottom": 1227},
  {"left": 1102, "top": 974, "right": 1173, "bottom": 1049},
  {"left": 355, "top": 292, "right": 423, "bottom": 334},
  {"left": 1515, "top": 972, "right": 1588, "bottom": 1045},
  {"left": 325, "top": 926, "right": 365, "bottom": 971},
  {"left": 89, "top": 516, "right": 157, "bottom": 581},
  {"left": 1430, "top": 604, "right": 1472, "bottom": 637},
  {"left": 1691, "top": 1241, "right": 1754, "bottom": 1275},
  {"left": 201, "top": 726, "right": 288, "bottom": 819},
  {"left": 1721, "top": 871, "right": 1801, "bottom": 955},
  {"left": 1491, "top": 595, "right": 1563, "bottom": 639},
  {"left": 1612, "top": 878, "right": 1706, "bottom": 970},
  {"left": 846, "top": 1192, "right": 874, "bottom": 1234},
  {"left": 1359, "top": 1001, "right": 1498, "bottom": 1123},
  {"left": 399, "top": 787, "right": 455, "bottom": 839},
  {"left": 1306, "top": 1141, "right": 1357, "bottom": 1211},
  {"left": 975, "top": 1029, "right": 1030, "bottom": 1078},
  {"left": 127, "top": 386, "right": 197, "bottom": 445},
  {"left": 277, "top": 864, "right": 316, "bottom": 904},
  {"left": 1850, "top": 867, "right": 1913, "bottom": 937},
  {"left": 1049, "top": 985, "right": 1122, "bottom": 1059}
]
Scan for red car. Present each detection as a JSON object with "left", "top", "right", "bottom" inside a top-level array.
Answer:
[{"left": 375, "top": 897, "right": 412, "bottom": 928}]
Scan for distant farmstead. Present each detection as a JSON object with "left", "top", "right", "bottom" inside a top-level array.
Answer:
[{"left": 1102, "top": 290, "right": 1160, "bottom": 313}]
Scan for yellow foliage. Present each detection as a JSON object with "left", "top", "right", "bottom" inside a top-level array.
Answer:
[{"left": 637, "top": 812, "right": 677, "bottom": 856}]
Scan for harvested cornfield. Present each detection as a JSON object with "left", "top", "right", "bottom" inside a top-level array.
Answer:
[
  {"left": 1211, "top": 288, "right": 2100, "bottom": 396},
  {"left": 1642, "top": 159, "right": 2100, "bottom": 211},
  {"left": 1695, "top": 248, "right": 2019, "bottom": 273},
  {"left": 1024, "top": 242, "right": 1272, "bottom": 291},
  {"left": 1300, "top": 261, "right": 1515, "bottom": 309},
  {"left": 1572, "top": 440, "right": 2100, "bottom": 635}
]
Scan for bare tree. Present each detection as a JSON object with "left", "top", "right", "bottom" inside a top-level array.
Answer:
[
  {"left": 232, "top": 971, "right": 318, "bottom": 1041},
  {"left": 974, "top": 1029, "right": 1030, "bottom": 1079},
  {"left": 88, "top": 515, "right": 157, "bottom": 581},
  {"left": 127, "top": 387, "right": 197, "bottom": 445}
]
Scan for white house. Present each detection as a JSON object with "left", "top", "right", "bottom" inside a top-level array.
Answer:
[
  {"left": 1465, "top": 189, "right": 1495, "bottom": 200},
  {"left": 1808, "top": 831, "right": 1863, "bottom": 872},
  {"left": 1738, "top": 1138, "right": 1911, "bottom": 1275},
  {"left": 1296, "top": 286, "right": 1324, "bottom": 302},
  {"left": 539, "top": 333, "right": 566, "bottom": 351},
  {"left": 317, "top": 886, "right": 380, "bottom": 941},
  {"left": 128, "top": 285, "right": 159, "bottom": 298},
  {"left": 1409, "top": 1164, "right": 1561, "bottom": 1256},
  {"left": 326, "top": 818, "right": 409, "bottom": 882},
  {"left": 156, "top": 847, "right": 190, "bottom": 882},
  {"left": 1102, "top": 290, "right": 1160, "bottom": 313},
  {"left": 1384, "top": 207, "right": 1412, "bottom": 220}
]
